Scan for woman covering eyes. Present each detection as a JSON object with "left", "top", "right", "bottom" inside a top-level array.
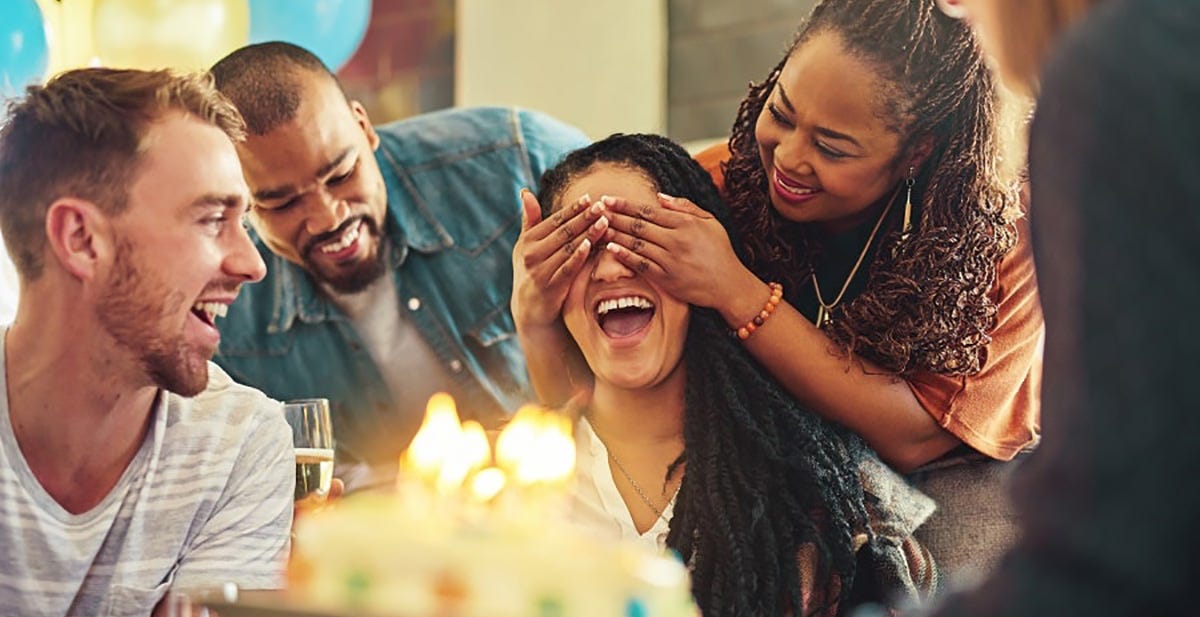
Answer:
[
  {"left": 541, "top": 133, "right": 936, "bottom": 617},
  {"left": 513, "top": 0, "right": 1043, "bottom": 579}
]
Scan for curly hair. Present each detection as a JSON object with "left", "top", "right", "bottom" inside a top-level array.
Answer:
[
  {"left": 725, "top": 0, "right": 1021, "bottom": 376},
  {"left": 540, "top": 134, "right": 872, "bottom": 616}
]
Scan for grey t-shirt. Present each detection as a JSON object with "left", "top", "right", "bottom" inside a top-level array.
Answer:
[{"left": 0, "top": 336, "right": 294, "bottom": 617}]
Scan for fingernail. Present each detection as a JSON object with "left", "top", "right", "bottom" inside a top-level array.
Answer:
[
  {"left": 579, "top": 238, "right": 591, "bottom": 252},
  {"left": 520, "top": 187, "right": 532, "bottom": 197},
  {"left": 657, "top": 192, "right": 674, "bottom": 201},
  {"left": 589, "top": 202, "right": 604, "bottom": 215},
  {"left": 606, "top": 242, "right": 621, "bottom": 254},
  {"left": 593, "top": 216, "right": 608, "bottom": 230},
  {"left": 578, "top": 193, "right": 591, "bottom": 206},
  {"left": 601, "top": 195, "right": 616, "bottom": 206}
]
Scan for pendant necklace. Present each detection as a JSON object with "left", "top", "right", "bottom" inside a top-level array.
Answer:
[{"left": 812, "top": 185, "right": 902, "bottom": 327}]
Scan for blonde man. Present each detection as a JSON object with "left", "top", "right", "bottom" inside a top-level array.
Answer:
[{"left": 0, "top": 68, "right": 292, "bottom": 616}]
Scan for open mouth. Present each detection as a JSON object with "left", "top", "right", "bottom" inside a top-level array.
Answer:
[
  {"left": 190, "top": 301, "right": 228, "bottom": 327},
  {"left": 774, "top": 168, "right": 820, "bottom": 198},
  {"left": 318, "top": 220, "right": 362, "bottom": 254},
  {"left": 307, "top": 218, "right": 368, "bottom": 263},
  {"left": 595, "top": 295, "right": 656, "bottom": 338}
]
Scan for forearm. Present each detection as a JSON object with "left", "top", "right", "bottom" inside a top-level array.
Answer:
[
  {"left": 719, "top": 276, "right": 958, "bottom": 471},
  {"left": 516, "top": 321, "right": 587, "bottom": 407}
]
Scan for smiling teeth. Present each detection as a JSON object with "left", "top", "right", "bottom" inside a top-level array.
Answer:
[
  {"left": 192, "top": 301, "right": 228, "bottom": 322},
  {"left": 320, "top": 223, "right": 361, "bottom": 253},
  {"left": 596, "top": 296, "right": 654, "bottom": 316},
  {"left": 776, "top": 171, "right": 817, "bottom": 194}
]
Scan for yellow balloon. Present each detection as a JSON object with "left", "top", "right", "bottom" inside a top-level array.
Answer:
[
  {"left": 61, "top": 0, "right": 99, "bottom": 71},
  {"left": 35, "top": 0, "right": 64, "bottom": 76},
  {"left": 91, "top": 0, "right": 248, "bottom": 71},
  {"left": 40, "top": 0, "right": 100, "bottom": 77}
]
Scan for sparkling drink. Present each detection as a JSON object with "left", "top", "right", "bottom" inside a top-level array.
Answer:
[
  {"left": 283, "top": 399, "right": 334, "bottom": 508},
  {"left": 295, "top": 447, "right": 335, "bottom": 506}
]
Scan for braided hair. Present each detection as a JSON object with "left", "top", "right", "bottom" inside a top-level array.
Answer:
[
  {"left": 726, "top": 0, "right": 1020, "bottom": 375},
  {"left": 540, "top": 134, "right": 871, "bottom": 616}
]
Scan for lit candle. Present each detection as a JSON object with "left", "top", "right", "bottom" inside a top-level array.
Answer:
[
  {"left": 404, "top": 392, "right": 463, "bottom": 484},
  {"left": 397, "top": 395, "right": 576, "bottom": 519}
]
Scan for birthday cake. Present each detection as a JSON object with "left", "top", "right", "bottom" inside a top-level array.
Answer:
[{"left": 287, "top": 396, "right": 698, "bottom": 617}]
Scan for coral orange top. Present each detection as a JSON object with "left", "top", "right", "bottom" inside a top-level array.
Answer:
[{"left": 696, "top": 142, "right": 1042, "bottom": 461}]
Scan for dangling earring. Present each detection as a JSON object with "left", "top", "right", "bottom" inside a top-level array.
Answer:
[{"left": 900, "top": 166, "right": 915, "bottom": 244}]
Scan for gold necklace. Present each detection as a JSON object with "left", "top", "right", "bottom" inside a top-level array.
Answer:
[
  {"left": 606, "top": 449, "right": 680, "bottom": 523},
  {"left": 812, "top": 185, "right": 902, "bottom": 328},
  {"left": 590, "top": 415, "right": 686, "bottom": 520}
]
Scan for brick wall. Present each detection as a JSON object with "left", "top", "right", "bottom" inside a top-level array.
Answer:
[{"left": 667, "top": 0, "right": 816, "bottom": 144}]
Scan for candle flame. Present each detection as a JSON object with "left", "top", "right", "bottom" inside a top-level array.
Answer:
[
  {"left": 404, "top": 392, "right": 462, "bottom": 481},
  {"left": 400, "top": 396, "right": 575, "bottom": 497},
  {"left": 470, "top": 467, "right": 507, "bottom": 502}
]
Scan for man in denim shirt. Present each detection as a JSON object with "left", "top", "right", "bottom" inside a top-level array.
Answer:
[{"left": 210, "top": 43, "right": 588, "bottom": 483}]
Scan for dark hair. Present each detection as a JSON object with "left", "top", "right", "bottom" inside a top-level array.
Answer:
[
  {"left": 726, "top": 0, "right": 1020, "bottom": 375},
  {"left": 210, "top": 41, "right": 344, "bottom": 136},
  {"left": 0, "top": 68, "right": 245, "bottom": 280},
  {"left": 540, "top": 134, "right": 870, "bottom": 616}
]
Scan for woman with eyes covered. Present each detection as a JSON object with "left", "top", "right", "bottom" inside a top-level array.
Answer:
[
  {"left": 513, "top": 0, "right": 1042, "bottom": 579},
  {"left": 541, "top": 133, "right": 936, "bottom": 617}
]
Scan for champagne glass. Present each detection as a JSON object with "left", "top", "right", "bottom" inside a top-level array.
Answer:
[{"left": 283, "top": 398, "right": 334, "bottom": 508}]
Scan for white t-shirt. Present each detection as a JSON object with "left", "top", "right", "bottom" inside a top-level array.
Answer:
[
  {"left": 326, "top": 274, "right": 458, "bottom": 423},
  {"left": 565, "top": 418, "right": 676, "bottom": 552},
  {"left": 0, "top": 335, "right": 294, "bottom": 617}
]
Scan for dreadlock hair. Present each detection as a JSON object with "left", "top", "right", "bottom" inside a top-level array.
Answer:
[
  {"left": 539, "top": 134, "right": 872, "bottom": 616},
  {"left": 725, "top": 0, "right": 1020, "bottom": 376},
  {"left": 210, "top": 41, "right": 346, "bottom": 136}
]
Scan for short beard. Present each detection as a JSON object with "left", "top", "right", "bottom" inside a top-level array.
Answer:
[
  {"left": 304, "top": 217, "right": 388, "bottom": 295},
  {"left": 97, "top": 239, "right": 209, "bottom": 397}
]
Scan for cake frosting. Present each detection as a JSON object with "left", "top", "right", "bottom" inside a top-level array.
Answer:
[{"left": 287, "top": 397, "right": 699, "bottom": 617}]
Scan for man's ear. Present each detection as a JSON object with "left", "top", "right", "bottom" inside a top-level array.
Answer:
[
  {"left": 350, "top": 100, "right": 381, "bottom": 152},
  {"left": 44, "top": 198, "right": 110, "bottom": 281}
]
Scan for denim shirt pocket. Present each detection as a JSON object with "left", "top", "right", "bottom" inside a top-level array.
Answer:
[
  {"left": 388, "top": 143, "right": 527, "bottom": 256},
  {"left": 465, "top": 302, "right": 517, "bottom": 349}
]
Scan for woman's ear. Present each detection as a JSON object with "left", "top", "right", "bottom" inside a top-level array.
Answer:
[
  {"left": 907, "top": 134, "right": 937, "bottom": 172},
  {"left": 44, "top": 198, "right": 110, "bottom": 281}
]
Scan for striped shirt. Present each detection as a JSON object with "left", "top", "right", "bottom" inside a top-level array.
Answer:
[{"left": 0, "top": 347, "right": 294, "bottom": 617}]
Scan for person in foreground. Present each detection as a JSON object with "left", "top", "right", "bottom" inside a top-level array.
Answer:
[
  {"left": 209, "top": 43, "right": 589, "bottom": 483},
  {"left": 515, "top": 0, "right": 1043, "bottom": 579},
  {"left": 914, "top": 0, "right": 1200, "bottom": 614},
  {"left": 545, "top": 134, "right": 937, "bottom": 616},
  {"left": 0, "top": 68, "right": 294, "bottom": 616}
]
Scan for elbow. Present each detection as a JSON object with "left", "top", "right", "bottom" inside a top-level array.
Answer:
[
  {"left": 879, "top": 448, "right": 926, "bottom": 474},
  {"left": 877, "top": 433, "right": 961, "bottom": 474}
]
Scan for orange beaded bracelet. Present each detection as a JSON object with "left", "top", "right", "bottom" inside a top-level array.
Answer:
[{"left": 735, "top": 282, "right": 783, "bottom": 340}]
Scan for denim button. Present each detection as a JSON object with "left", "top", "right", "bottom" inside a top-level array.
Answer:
[
  {"left": 407, "top": 297, "right": 421, "bottom": 311},
  {"left": 449, "top": 359, "right": 463, "bottom": 373}
]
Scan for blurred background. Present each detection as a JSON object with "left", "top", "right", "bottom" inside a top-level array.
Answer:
[{"left": 0, "top": 0, "right": 818, "bottom": 320}]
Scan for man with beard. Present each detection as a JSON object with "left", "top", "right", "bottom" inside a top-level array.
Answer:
[
  {"left": 0, "top": 68, "right": 293, "bottom": 616},
  {"left": 209, "top": 42, "right": 589, "bottom": 487}
]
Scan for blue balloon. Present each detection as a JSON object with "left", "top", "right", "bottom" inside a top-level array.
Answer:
[
  {"left": 1, "top": 0, "right": 49, "bottom": 99},
  {"left": 248, "top": 0, "right": 372, "bottom": 72}
]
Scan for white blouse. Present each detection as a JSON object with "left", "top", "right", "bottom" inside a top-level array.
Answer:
[{"left": 564, "top": 418, "right": 677, "bottom": 552}]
